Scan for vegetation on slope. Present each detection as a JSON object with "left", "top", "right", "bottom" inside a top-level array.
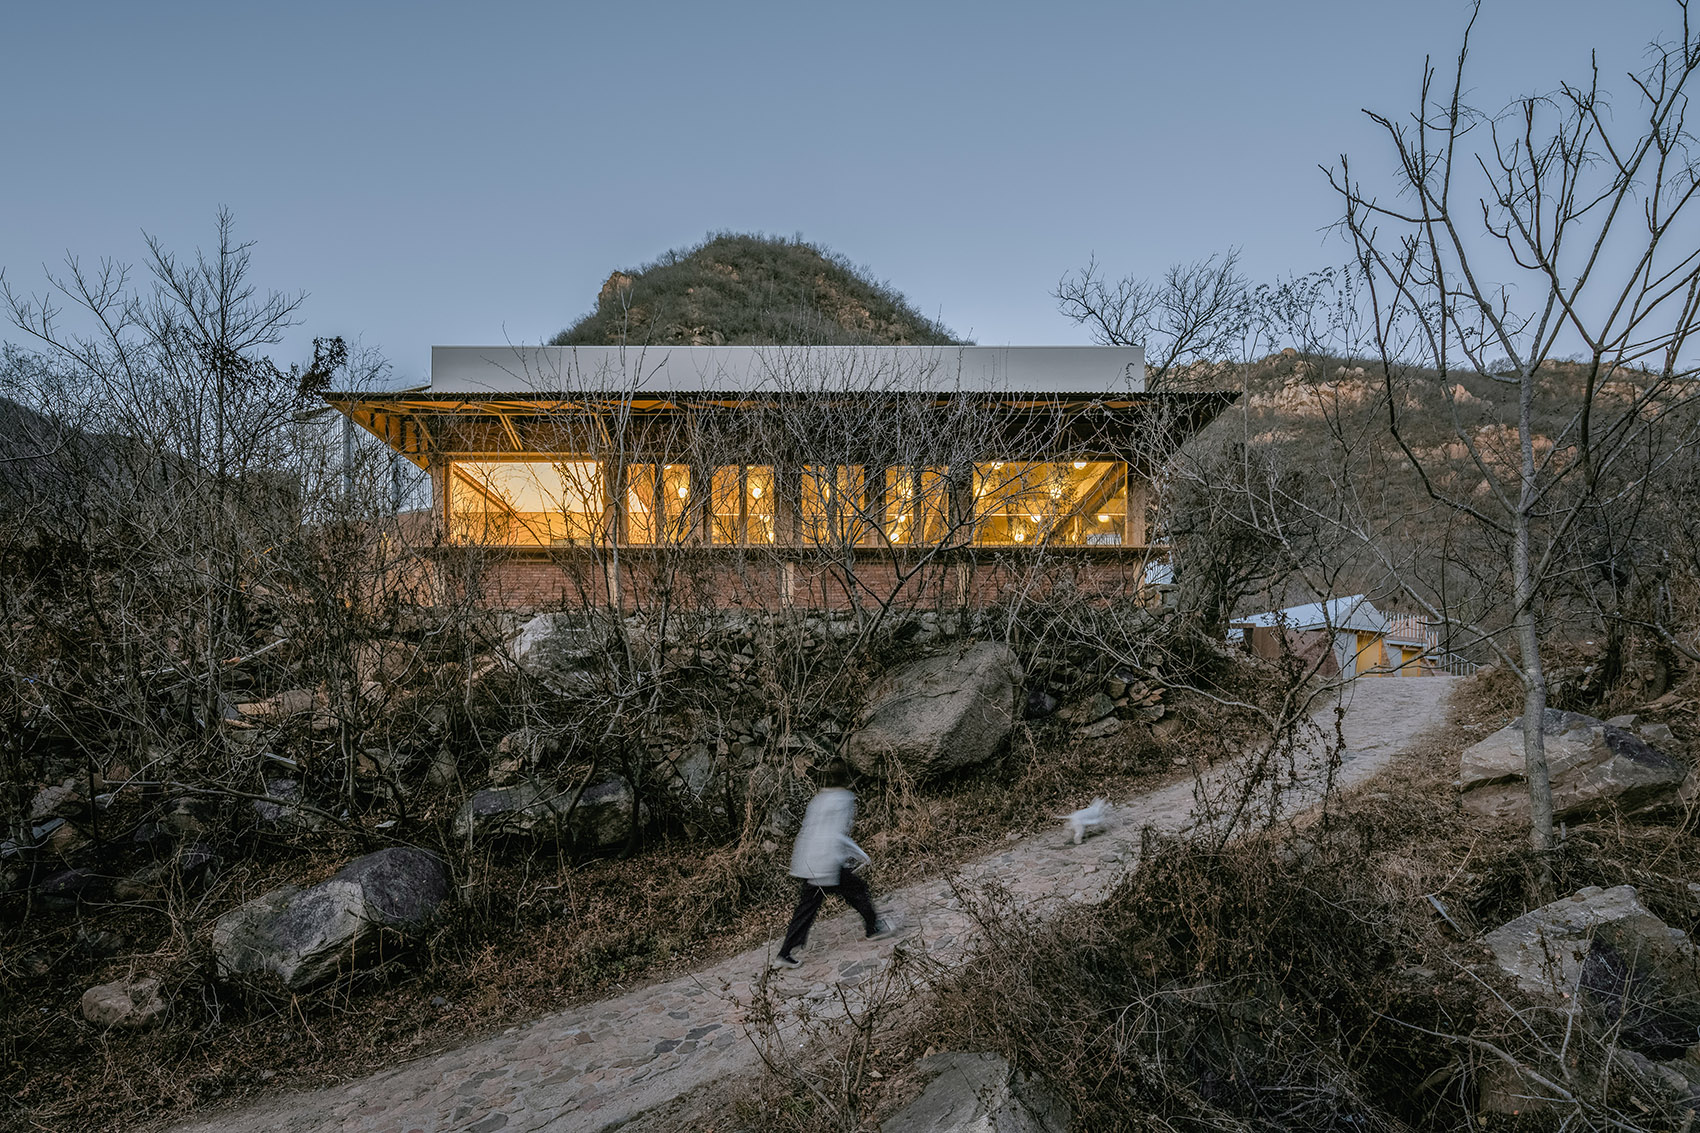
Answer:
[{"left": 549, "top": 232, "right": 967, "bottom": 348}]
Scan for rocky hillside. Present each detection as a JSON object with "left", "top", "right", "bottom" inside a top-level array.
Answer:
[
  {"left": 550, "top": 232, "right": 966, "bottom": 348},
  {"left": 1186, "top": 349, "right": 1700, "bottom": 616}
]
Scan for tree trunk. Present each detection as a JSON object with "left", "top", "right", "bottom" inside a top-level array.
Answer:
[{"left": 1516, "top": 374, "right": 1556, "bottom": 898}]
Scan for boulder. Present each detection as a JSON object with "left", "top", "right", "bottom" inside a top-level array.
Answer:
[
  {"left": 508, "top": 613, "right": 604, "bottom": 693},
  {"left": 453, "top": 778, "right": 635, "bottom": 849},
  {"left": 1074, "top": 716, "right": 1124, "bottom": 740},
  {"left": 489, "top": 727, "right": 553, "bottom": 784},
  {"left": 161, "top": 795, "right": 222, "bottom": 837},
  {"left": 1639, "top": 721, "right": 1679, "bottom": 748},
  {"left": 37, "top": 867, "right": 117, "bottom": 912},
  {"left": 252, "top": 778, "right": 323, "bottom": 832},
  {"left": 1483, "top": 885, "right": 1700, "bottom": 1059},
  {"left": 425, "top": 748, "right": 460, "bottom": 787},
  {"left": 1059, "top": 693, "right": 1116, "bottom": 728},
  {"left": 212, "top": 846, "right": 450, "bottom": 989},
  {"left": 29, "top": 781, "right": 84, "bottom": 822},
  {"left": 1022, "top": 689, "right": 1059, "bottom": 720},
  {"left": 846, "top": 644, "right": 1023, "bottom": 778},
  {"left": 44, "top": 818, "right": 90, "bottom": 857},
  {"left": 880, "top": 1051, "right": 1068, "bottom": 1133},
  {"left": 235, "top": 687, "right": 315, "bottom": 720},
  {"left": 80, "top": 976, "right": 166, "bottom": 1029},
  {"left": 1459, "top": 709, "right": 1688, "bottom": 820}
]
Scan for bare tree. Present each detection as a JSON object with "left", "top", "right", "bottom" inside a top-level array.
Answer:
[
  {"left": 1057, "top": 252, "right": 1253, "bottom": 390},
  {"left": 1329, "top": 1, "right": 1700, "bottom": 881}
]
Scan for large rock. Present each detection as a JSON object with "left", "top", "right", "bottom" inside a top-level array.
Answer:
[
  {"left": 508, "top": 613, "right": 604, "bottom": 693},
  {"left": 37, "top": 867, "right": 117, "bottom": 912},
  {"left": 1483, "top": 885, "right": 1700, "bottom": 1059},
  {"left": 1459, "top": 709, "right": 1688, "bottom": 820},
  {"left": 453, "top": 778, "right": 635, "bottom": 849},
  {"left": 847, "top": 644, "right": 1023, "bottom": 778},
  {"left": 880, "top": 1051, "right": 1068, "bottom": 1133},
  {"left": 251, "top": 778, "right": 323, "bottom": 832},
  {"left": 29, "top": 780, "right": 85, "bottom": 822},
  {"left": 212, "top": 846, "right": 451, "bottom": 989},
  {"left": 80, "top": 976, "right": 166, "bottom": 1029}
]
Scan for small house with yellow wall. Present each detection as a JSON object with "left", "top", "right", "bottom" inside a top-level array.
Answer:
[{"left": 1230, "top": 595, "right": 1446, "bottom": 678}]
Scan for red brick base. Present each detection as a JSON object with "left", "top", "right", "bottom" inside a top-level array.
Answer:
[{"left": 432, "top": 548, "right": 1158, "bottom": 612}]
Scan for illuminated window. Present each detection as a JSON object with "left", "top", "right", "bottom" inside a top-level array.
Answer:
[
  {"left": 972, "top": 461, "right": 1125, "bottom": 546},
  {"left": 711, "top": 465, "right": 776, "bottom": 545},
  {"left": 801, "top": 465, "right": 865, "bottom": 546},
  {"left": 626, "top": 464, "right": 694, "bottom": 545},
  {"left": 882, "top": 466, "right": 952, "bottom": 546},
  {"left": 450, "top": 460, "right": 606, "bottom": 546}
]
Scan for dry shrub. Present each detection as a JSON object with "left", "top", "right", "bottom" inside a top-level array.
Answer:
[
  {"left": 895, "top": 721, "right": 1700, "bottom": 1131},
  {"left": 1451, "top": 663, "right": 1525, "bottom": 721}
]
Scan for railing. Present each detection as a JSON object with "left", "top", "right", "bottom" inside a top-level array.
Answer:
[
  {"left": 1385, "top": 613, "right": 1479, "bottom": 676},
  {"left": 1435, "top": 652, "right": 1479, "bottom": 677},
  {"left": 1385, "top": 612, "right": 1441, "bottom": 648}
]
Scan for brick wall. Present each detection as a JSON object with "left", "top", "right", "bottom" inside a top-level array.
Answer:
[{"left": 437, "top": 548, "right": 1158, "bottom": 613}]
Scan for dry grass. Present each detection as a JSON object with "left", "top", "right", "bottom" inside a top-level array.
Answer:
[
  {"left": 720, "top": 672, "right": 1700, "bottom": 1132},
  {"left": 0, "top": 698, "right": 1212, "bottom": 1133}
]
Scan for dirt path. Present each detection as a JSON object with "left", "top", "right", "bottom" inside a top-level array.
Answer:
[{"left": 166, "top": 676, "right": 1456, "bottom": 1133}]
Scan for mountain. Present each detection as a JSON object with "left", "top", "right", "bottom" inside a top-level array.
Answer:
[{"left": 550, "top": 232, "right": 967, "bottom": 348}]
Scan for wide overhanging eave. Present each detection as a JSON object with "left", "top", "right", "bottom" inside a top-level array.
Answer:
[{"left": 325, "top": 388, "right": 1238, "bottom": 466}]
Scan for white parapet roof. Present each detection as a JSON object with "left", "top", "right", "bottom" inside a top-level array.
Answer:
[{"left": 430, "top": 345, "right": 1146, "bottom": 397}]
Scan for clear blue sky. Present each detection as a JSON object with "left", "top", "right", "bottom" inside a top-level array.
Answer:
[{"left": 0, "top": 0, "right": 1678, "bottom": 383}]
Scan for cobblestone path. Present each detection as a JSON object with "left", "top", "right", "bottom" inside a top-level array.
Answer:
[{"left": 167, "top": 676, "right": 1454, "bottom": 1133}]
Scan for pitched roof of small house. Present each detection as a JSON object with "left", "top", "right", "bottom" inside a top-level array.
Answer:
[{"left": 1230, "top": 595, "right": 1388, "bottom": 636}]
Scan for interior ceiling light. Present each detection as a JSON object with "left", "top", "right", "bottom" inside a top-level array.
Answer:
[
  {"left": 1097, "top": 513, "right": 1111, "bottom": 523},
  {"left": 1073, "top": 461, "right": 1087, "bottom": 469}
]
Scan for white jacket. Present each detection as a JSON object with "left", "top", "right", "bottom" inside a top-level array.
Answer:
[{"left": 788, "top": 788, "right": 870, "bottom": 885}]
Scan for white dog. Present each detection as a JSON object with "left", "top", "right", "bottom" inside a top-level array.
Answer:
[{"left": 1058, "top": 797, "right": 1111, "bottom": 844}]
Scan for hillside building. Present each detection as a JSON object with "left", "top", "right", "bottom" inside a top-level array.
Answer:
[
  {"left": 1230, "top": 595, "right": 1466, "bottom": 677},
  {"left": 329, "top": 345, "right": 1233, "bottom": 609}
]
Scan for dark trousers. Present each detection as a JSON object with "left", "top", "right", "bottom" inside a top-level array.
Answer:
[{"left": 778, "top": 870, "right": 877, "bottom": 959}]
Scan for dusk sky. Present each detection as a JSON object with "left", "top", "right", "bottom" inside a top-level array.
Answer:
[{"left": 0, "top": 0, "right": 1679, "bottom": 384}]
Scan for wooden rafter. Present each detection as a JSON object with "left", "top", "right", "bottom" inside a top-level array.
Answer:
[{"left": 493, "top": 409, "right": 524, "bottom": 454}]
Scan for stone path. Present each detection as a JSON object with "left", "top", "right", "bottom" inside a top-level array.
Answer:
[{"left": 167, "top": 676, "right": 1454, "bottom": 1133}]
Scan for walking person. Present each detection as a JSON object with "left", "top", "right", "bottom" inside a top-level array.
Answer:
[{"left": 772, "top": 759, "right": 893, "bottom": 969}]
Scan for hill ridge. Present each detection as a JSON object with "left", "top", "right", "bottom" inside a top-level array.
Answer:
[{"left": 550, "top": 232, "right": 967, "bottom": 348}]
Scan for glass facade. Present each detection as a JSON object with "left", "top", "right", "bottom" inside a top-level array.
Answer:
[
  {"left": 449, "top": 458, "right": 1133, "bottom": 549},
  {"left": 882, "top": 466, "right": 952, "bottom": 546},
  {"left": 625, "top": 463, "right": 693, "bottom": 545},
  {"left": 450, "top": 460, "right": 605, "bottom": 545},
  {"left": 973, "top": 461, "right": 1126, "bottom": 546},
  {"left": 800, "top": 465, "right": 866, "bottom": 546},
  {"left": 711, "top": 464, "right": 775, "bottom": 545}
]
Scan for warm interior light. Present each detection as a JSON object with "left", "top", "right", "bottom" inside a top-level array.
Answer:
[
  {"left": 1073, "top": 461, "right": 1087, "bottom": 470},
  {"left": 1049, "top": 486, "right": 1063, "bottom": 499},
  {"left": 1097, "top": 513, "right": 1111, "bottom": 524},
  {"left": 992, "top": 461, "right": 1005, "bottom": 470},
  {"left": 750, "top": 484, "right": 763, "bottom": 499},
  {"left": 676, "top": 483, "right": 690, "bottom": 499},
  {"left": 1013, "top": 529, "right": 1027, "bottom": 542}
]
